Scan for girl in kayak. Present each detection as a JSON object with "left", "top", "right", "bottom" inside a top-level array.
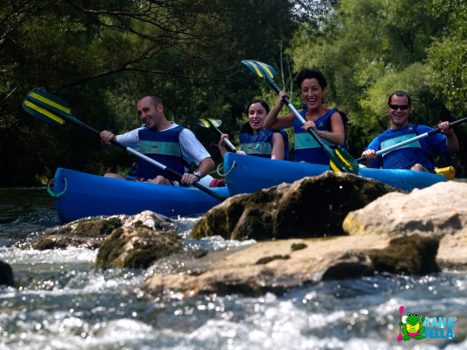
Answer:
[
  {"left": 263, "top": 68, "right": 348, "bottom": 164},
  {"left": 218, "top": 99, "right": 289, "bottom": 160}
]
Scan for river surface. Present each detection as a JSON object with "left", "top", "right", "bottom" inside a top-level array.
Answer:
[{"left": 0, "top": 188, "right": 466, "bottom": 349}]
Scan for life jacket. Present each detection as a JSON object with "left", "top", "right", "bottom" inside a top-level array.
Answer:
[
  {"left": 377, "top": 124, "right": 436, "bottom": 171},
  {"left": 240, "top": 129, "right": 289, "bottom": 159},
  {"left": 293, "top": 107, "right": 347, "bottom": 164},
  {"left": 136, "top": 125, "right": 186, "bottom": 181}
]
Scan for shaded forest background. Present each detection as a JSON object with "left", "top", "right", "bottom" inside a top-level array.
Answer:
[{"left": 0, "top": 0, "right": 465, "bottom": 186}]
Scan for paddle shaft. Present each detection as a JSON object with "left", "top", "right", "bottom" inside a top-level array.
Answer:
[
  {"left": 356, "top": 116, "right": 467, "bottom": 162},
  {"left": 25, "top": 92, "right": 225, "bottom": 201},
  {"left": 209, "top": 121, "right": 237, "bottom": 152},
  {"left": 240, "top": 59, "right": 359, "bottom": 174},
  {"left": 84, "top": 123, "right": 225, "bottom": 201}
]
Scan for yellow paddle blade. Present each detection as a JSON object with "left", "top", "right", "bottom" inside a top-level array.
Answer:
[
  {"left": 241, "top": 60, "right": 277, "bottom": 80},
  {"left": 329, "top": 161, "right": 342, "bottom": 173},
  {"left": 198, "top": 118, "right": 211, "bottom": 128},
  {"left": 198, "top": 118, "right": 222, "bottom": 128},
  {"left": 256, "top": 61, "right": 275, "bottom": 79},
  {"left": 334, "top": 149, "right": 353, "bottom": 168},
  {"left": 28, "top": 91, "right": 71, "bottom": 115},
  {"left": 23, "top": 100, "right": 65, "bottom": 124},
  {"left": 207, "top": 118, "right": 221, "bottom": 127},
  {"left": 248, "top": 61, "right": 264, "bottom": 78}
]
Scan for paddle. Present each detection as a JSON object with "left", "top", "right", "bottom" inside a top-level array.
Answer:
[
  {"left": 22, "top": 88, "right": 226, "bottom": 201},
  {"left": 241, "top": 59, "right": 359, "bottom": 174},
  {"left": 198, "top": 118, "right": 237, "bottom": 152},
  {"left": 397, "top": 305, "right": 404, "bottom": 342},
  {"left": 356, "top": 116, "right": 467, "bottom": 162}
]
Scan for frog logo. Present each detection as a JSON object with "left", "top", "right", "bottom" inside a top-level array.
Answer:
[{"left": 399, "top": 312, "right": 426, "bottom": 341}]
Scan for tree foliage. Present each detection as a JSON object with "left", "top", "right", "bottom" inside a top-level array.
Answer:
[
  {"left": 288, "top": 0, "right": 466, "bottom": 172},
  {"left": 0, "top": 0, "right": 297, "bottom": 185}
]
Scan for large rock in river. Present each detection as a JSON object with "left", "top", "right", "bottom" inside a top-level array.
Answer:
[
  {"left": 145, "top": 233, "right": 439, "bottom": 298},
  {"left": 343, "top": 181, "right": 467, "bottom": 268},
  {"left": 191, "top": 171, "right": 396, "bottom": 240}
]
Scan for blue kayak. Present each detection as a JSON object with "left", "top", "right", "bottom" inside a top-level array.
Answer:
[
  {"left": 51, "top": 168, "right": 229, "bottom": 223},
  {"left": 223, "top": 152, "right": 446, "bottom": 195}
]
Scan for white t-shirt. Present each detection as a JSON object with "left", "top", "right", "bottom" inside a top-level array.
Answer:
[{"left": 115, "top": 122, "right": 211, "bottom": 166}]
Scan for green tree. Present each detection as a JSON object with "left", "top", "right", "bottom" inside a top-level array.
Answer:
[
  {"left": 288, "top": 0, "right": 466, "bottom": 172},
  {"left": 0, "top": 0, "right": 298, "bottom": 185},
  {"left": 426, "top": 0, "right": 466, "bottom": 117}
]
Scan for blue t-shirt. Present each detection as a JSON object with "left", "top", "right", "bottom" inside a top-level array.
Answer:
[{"left": 366, "top": 124, "right": 448, "bottom": 171}]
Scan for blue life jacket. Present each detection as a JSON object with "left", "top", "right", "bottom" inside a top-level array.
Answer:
[
  {"left": 294, "top": 107, "right": 346, "bottom": 164},
  {"left": 136, "top": 126, "right": 186, "bottom": 181},
  {"left": 240, "top": 129, "right": 289, "bottom": 159},
  {"left": 366, "top": 124, "right": 448, "bottom": 171}
]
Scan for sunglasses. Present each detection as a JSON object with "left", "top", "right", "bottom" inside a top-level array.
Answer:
[{"left": 389, "top": 104, "right": 410, "bottom": 110}]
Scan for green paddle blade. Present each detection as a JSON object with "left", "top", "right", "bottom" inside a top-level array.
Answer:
[
  {"left": 198, "top": 118, "right": 222, "bottom": 128},
  {"left": 22, "top": 99, "right": 66, "bottom": 125},
  {"left": 329, "top": 147, "right": 359, "bottom": 174},
  {"left": 26, "top": 88, "right": 71, "bottom": 117},
  {"left": 241, "top": 60, "right": 277, "bottom": 80}
]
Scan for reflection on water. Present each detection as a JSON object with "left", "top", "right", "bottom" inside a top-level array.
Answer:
[
  {"left": 0, "top": 188, "right": 59, "bottom": 247},
  {"left": 0, "top": 188, "right": 466, "bottom": 349}
]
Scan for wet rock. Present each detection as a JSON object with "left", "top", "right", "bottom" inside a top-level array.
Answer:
[
  {"left": 437, "top": 230, "right": 467, "bottom": 269},
  {"left": 145, "top": 232, "right": 440, "bottom": 298},
  {"left": 367, "top": 234, "right": 440, "bottom": 275},
  {"left": 0, "top": 260, "right": 14, "bottom": 287},
  {"left": 32, "top": 217, "right": 123, "bottom": 250},
  {"left": 31, "top": 210, "right": 176, "bottom": 250},
  {"left": 343, "top": 181, "right": 467, "bottom": 237},
  {"left": 95, "top": 226, "right": 182, "bottom": 269},
  {"left": 342, "top": 181, "right": 467, "bottom": 269},
  {"left": 191, "top": 172, "right": 396, "bottom": 241}
]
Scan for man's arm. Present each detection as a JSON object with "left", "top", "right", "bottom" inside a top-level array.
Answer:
[
  {"left": 179, "top": 128, "right": 215, "bottom": 185},
  {"left": 438, "top": 121, "right": 460, "bottom": 153}
]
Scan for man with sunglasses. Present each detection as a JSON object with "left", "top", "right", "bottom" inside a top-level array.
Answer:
[{"left": 361, "top": 91, "right": 459, "bottom": 171}]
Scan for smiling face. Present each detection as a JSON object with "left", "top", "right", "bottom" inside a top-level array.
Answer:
[
  {"left": 387, "top": 94, "right": 412, "bottom": 130},
  {"left": 299, "top": 78, "right": 325, "bottom": 111},
  {"left": 136, "top": 96, "right": 165, "bottom": 130},
  {"left": 247, "top": 102, "right": 268, "bottom": 131}
]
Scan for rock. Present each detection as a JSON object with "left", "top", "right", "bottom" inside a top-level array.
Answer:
[
  {"left": 191, "top": 171, "right": 396, "bottom": 241},
  {"left": 95, "top": 226, "right": 181, "bottom": 269},
  {"left": 367, "top": 234, "right": 440, "bottom": 275},
  {"left": 437, "top": 230, "right": 467, "bottom": 269},
  {"left": 343, "top": 181, "right": 467, "bottom": 238},
  {"left": 32, "top": 217, "right": 123, "bottom": 250},
  {"left": 31, "top": 210, "right": 176, "bottom": 250},
  {"left": 145, "top": 233, "right": 439, "bottom": 298},
  {"left": 0, "top": 260, "right": 14, "bottom": 287},
  {"left": 342, "top": 181, "right": 467, "bottom": 269}
]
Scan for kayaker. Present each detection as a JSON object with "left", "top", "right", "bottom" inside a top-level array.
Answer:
[
  {"left": 263, "top": 68, "right": 348, "bottom": 164},
  {"left": 100, "top": 95, "right": 215, "bottom": 186},
  {"left": 361, "top": 91, "right": 459, "bottom": 172},
  {"left": 218, "top": 99, "right": 289, "bottom": 160}
]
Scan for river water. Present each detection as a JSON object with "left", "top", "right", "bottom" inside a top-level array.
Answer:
[{"left": 0, "top": 188, "right": 466, "bottom": 349}]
